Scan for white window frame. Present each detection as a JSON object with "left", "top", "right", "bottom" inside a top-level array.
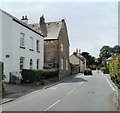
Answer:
[
  {"left": 20, "top": 57, "right": 25, "bottom": 70},
  {"left": 61, "top": 59, "right": 63, "bottom": 69},
  {"left": 30, "top": 37, "right": 33, "bottom": 50},
  {"left": 66, "top": 60, "right": 68, "bottom": 70},
  {"left": 20, "top": 33, "right": 25, "bottom": 47},
  {"left": 36, "top": 40, "right": 40, "bottom": 52},
  {"left": 61, "top": 43, "right": 63, "bottom": 51}
]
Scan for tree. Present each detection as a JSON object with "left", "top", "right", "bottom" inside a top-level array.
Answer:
[
  {"left": 113, "top": 45, "right": 120, "bottom": 54},
  {"left": 98, "top": 45, "right": 120, "bottom": 67},
  {"left": 81, "top": 52, "right": 98, "bottom": 68},
  {"left": 99, "top": 45, "right": 113, "bottom": 59}
]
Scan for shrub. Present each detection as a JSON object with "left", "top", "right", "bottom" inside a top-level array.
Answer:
[
  {"left": 109, "top": 54, "right": 120, "bottom": 89},
  {"left": 0, "top": 61, "right": 5, "bottom": 80},
  {"left": 21, "top": 69, "right": 59, "bottom": 83},
  {"left": 43, "top": 65, "right": 52, "bottom": 69}
]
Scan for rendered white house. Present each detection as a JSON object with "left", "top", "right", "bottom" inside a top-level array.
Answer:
[
  {"left": 69, "top": 51, "right": 86, "bottom": 73},
  {"left": 0, "top": 9, "right": 44, "bottom": 83}
]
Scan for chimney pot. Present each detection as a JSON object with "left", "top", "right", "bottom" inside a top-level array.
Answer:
[
  {"left": 25, "top": 15, "right": 28, "bottom": 20},
  {"left": 21, "top": 16, "right": 24, "bottom": 20}
]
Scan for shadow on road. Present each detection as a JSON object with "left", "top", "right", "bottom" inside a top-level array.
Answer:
[{"left": 63, "top": 77, "right": 88, "bottom": 83}]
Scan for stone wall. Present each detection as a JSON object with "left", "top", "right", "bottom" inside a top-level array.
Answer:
[
  {"left": 44, "top": 40, "right": 59, "bottom": 68},
  {"left": 58, "top": 22, "right": 70, "bottom": 79}
]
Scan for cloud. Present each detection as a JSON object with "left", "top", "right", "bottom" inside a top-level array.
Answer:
[{"left": 0, "top": 2, "right": 118, "bottom": 57}]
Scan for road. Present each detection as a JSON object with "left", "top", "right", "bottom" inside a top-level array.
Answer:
[{"left": 2, "top": 71, "right": 118, "bottom": 111}]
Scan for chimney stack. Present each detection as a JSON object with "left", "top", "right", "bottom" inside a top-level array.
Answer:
[
  {"left": 21, "top": 15, "right": 28, "bottom": 24},
  {"left": 40, "top": 15, "right": 45, "bottom": 24}
]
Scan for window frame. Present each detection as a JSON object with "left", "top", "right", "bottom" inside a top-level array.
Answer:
[
  {"left": 20, "top": 57, "right": 25, "bottom": 70},
  {"left": 36, "top": 40, "right": 40, "bottom": 52},
  {"left": 20, "top": 33, "right": 25, "bottom": 48},
  {"left": 36, "top": 59, "right": 40, "bottom": 69}
]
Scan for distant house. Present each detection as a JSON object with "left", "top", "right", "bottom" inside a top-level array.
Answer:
[
  {"left": 69, "top": 50, "right": 86, "bottom": 73},
  {"left": 0, "top": 10, "right": 44, "bottom": 83},
  {"left": 29, "top": 16, "right": 70, "bottom": 79}
]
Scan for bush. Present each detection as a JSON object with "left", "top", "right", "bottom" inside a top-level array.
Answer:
[
  {"left": 21, "top": 69, "right": 59, "bottom": 83},
  {"left": 0, "top": 61, "right": 5, "bottom": 80},
  {"left": 43, "top": 65, "right": 52, "bottom": 69},
  {"left": 109, "top": 54, "right": 120, "bottom": 89}
]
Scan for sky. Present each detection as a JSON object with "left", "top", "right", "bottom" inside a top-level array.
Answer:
[{"left": 0, "top": 1, "right": 118, "bottom": 57}]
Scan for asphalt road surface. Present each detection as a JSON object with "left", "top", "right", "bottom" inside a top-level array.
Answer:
[{"left": 2, "top": 71, "right": 118, "bottom": 111}]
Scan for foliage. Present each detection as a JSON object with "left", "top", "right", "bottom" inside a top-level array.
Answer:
[
  {"left": 109, "top": 54, "right": 120, "bottom": 89},
  {"left": 81, "top": 52, "right": 98, "bottom": 68},
  {"left": 43, "top": 65, "right": 52, "bottom": 69},
  {"left": 99, "top": 46, "right": 113, "bottom": 59},
  {"left": 21, "top": 69, "right": 59, "bottom": 83},
  {"left": 0, "top": 61, "right": 5, "bottom": 80}
]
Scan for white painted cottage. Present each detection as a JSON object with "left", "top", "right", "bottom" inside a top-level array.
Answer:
[
  {"left": 69, "top": 50, "right": 86, "bottom": 73},
  {"left": 0, "top": 9, "right": 44, "bottom": 83}
]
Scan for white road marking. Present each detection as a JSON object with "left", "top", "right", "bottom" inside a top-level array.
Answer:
[
  {"left": 105, "top": 76, "right": 116, "bottom": 91},
  {"left": 67, "top": 88, "right": 76, "bottom": 95},
  {"left": 44, "top": 100, "right": 60, "bottom": 111},
  {"left": 79, "top": 82, "right": 84, "bottom": 85}
]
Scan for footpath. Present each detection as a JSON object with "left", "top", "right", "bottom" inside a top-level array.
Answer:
[
  {"left": 2, "top": 74, "right": 78, "bottom": 104},
  {"left": 102, "top": 72, "right": 120, "bottom": 112}
]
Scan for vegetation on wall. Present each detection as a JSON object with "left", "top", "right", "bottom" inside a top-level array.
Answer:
[
  {"left": 0, "top": 61, "right": 5, "bottom": 80},
  {"left": 21, "top": 69, "right": 59, "bottom": 85},
  {"left": 109, "top": 54, "right": 120, "bottom": 89}
]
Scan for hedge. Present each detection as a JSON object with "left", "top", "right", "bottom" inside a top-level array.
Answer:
[
  {"left": 0, "top": 61, "right": 5, "bottom": 80},
  {"left": 109, "top": 54, "right": 120, "bottom": 88},
  {"left": 21, "top": 69, "right": 59, "bottom": 83}
]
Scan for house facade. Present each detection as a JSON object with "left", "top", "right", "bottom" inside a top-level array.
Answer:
[
  {"left": 0, "top": 10, "right": 44, "bottom": 83},
  {"left": 29, "top": 16, "right": 70, "bottom": 79},
  {"left": 69, "top": 50, "right": 86, "bottom": 73}
]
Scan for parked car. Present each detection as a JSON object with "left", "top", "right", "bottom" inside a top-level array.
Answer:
[{"left": 84, "top": 69, "right": 92, "bottom": 75}]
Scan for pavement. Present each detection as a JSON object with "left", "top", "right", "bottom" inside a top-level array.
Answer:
[
  {"left": 2, "top": 74, "right": 77, "bottom": 104},
  {"left": 2, "top": 71, "right": 118, "bottom": 111}
]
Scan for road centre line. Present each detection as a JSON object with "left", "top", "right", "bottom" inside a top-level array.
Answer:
[
  {"left": 67, "top": 88, "right": 76, "bottom": 95},
  {"left": 79, "top": 82, "right": 84, "bottom": 85},
  {"left": 105, "top": 76, "right": 116, "bottom": 91},
  {"left": 44, "top": 100, "right": 60, "bottom": 111}
]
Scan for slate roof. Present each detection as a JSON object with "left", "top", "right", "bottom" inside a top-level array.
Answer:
[{"left": 28, "top": 21, "right": 63, "bottom": 40}]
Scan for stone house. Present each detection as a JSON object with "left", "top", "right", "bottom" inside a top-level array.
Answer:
[
  {"left": 69, "top": 50, "right": 86, "bottom": 73},
  {"left": 0, "top": 10, "right": 44, "bottom": 83},
  {"left": 29, "top": 16, "right": 70, "bottom": 79}
]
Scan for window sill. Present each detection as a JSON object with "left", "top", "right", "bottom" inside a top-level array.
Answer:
[
  {"left": 37, "top": 50, "right": 40, "bottom": 53},
  {"left": 29, "top": 49, "right": 34, "bottom": 51},
  {"left": 20, "top": 46, "right": 25, "bottom": 49}
]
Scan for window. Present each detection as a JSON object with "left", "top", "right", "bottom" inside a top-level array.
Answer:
[
  {"left": 61, "top": 43, "right": 63, "bottom": 51},
  {"left": 20, "top": 57, "right": 25, "bottom": 70},
  {"left": 30, "top": 59, "right": 33, "bottom": 69},
  {"left": 66, "top": 60, "right": 68, "bottom": 70},
  {"left": 20, "top": 33, "right": 25, "bottom": 47},
  {"left": 36, "top": 59, "right": 40, "bottom": 69},
  {"left": 30, "top": 37, "right": 33, "bottom": 50},
  {"left": 36, "top": 40, "right": 40, "bottom": 52},
  {"left": 61, "top": 59, "right": 63, "bottom": 69}
]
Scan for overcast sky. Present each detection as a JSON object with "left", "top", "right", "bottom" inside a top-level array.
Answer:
[{"left": 0, "top": 2, "right": 118, "bottom": 57}]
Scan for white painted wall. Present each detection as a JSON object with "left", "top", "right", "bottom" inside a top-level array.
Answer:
[
  {"left": 69, "top": 54, "right": 80, "bottom": 65},
  {"left": 2, "top": 12, "right": 13, "bottom": 82},
  {"left": 69, "top": 54, "right": 86, "bottom": 72},
  {"left": 0, "top": 10, "right": 2, "bottom": 61},
  {"left": 1, "top": 10, "right": 44, "bottom": 82}
]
